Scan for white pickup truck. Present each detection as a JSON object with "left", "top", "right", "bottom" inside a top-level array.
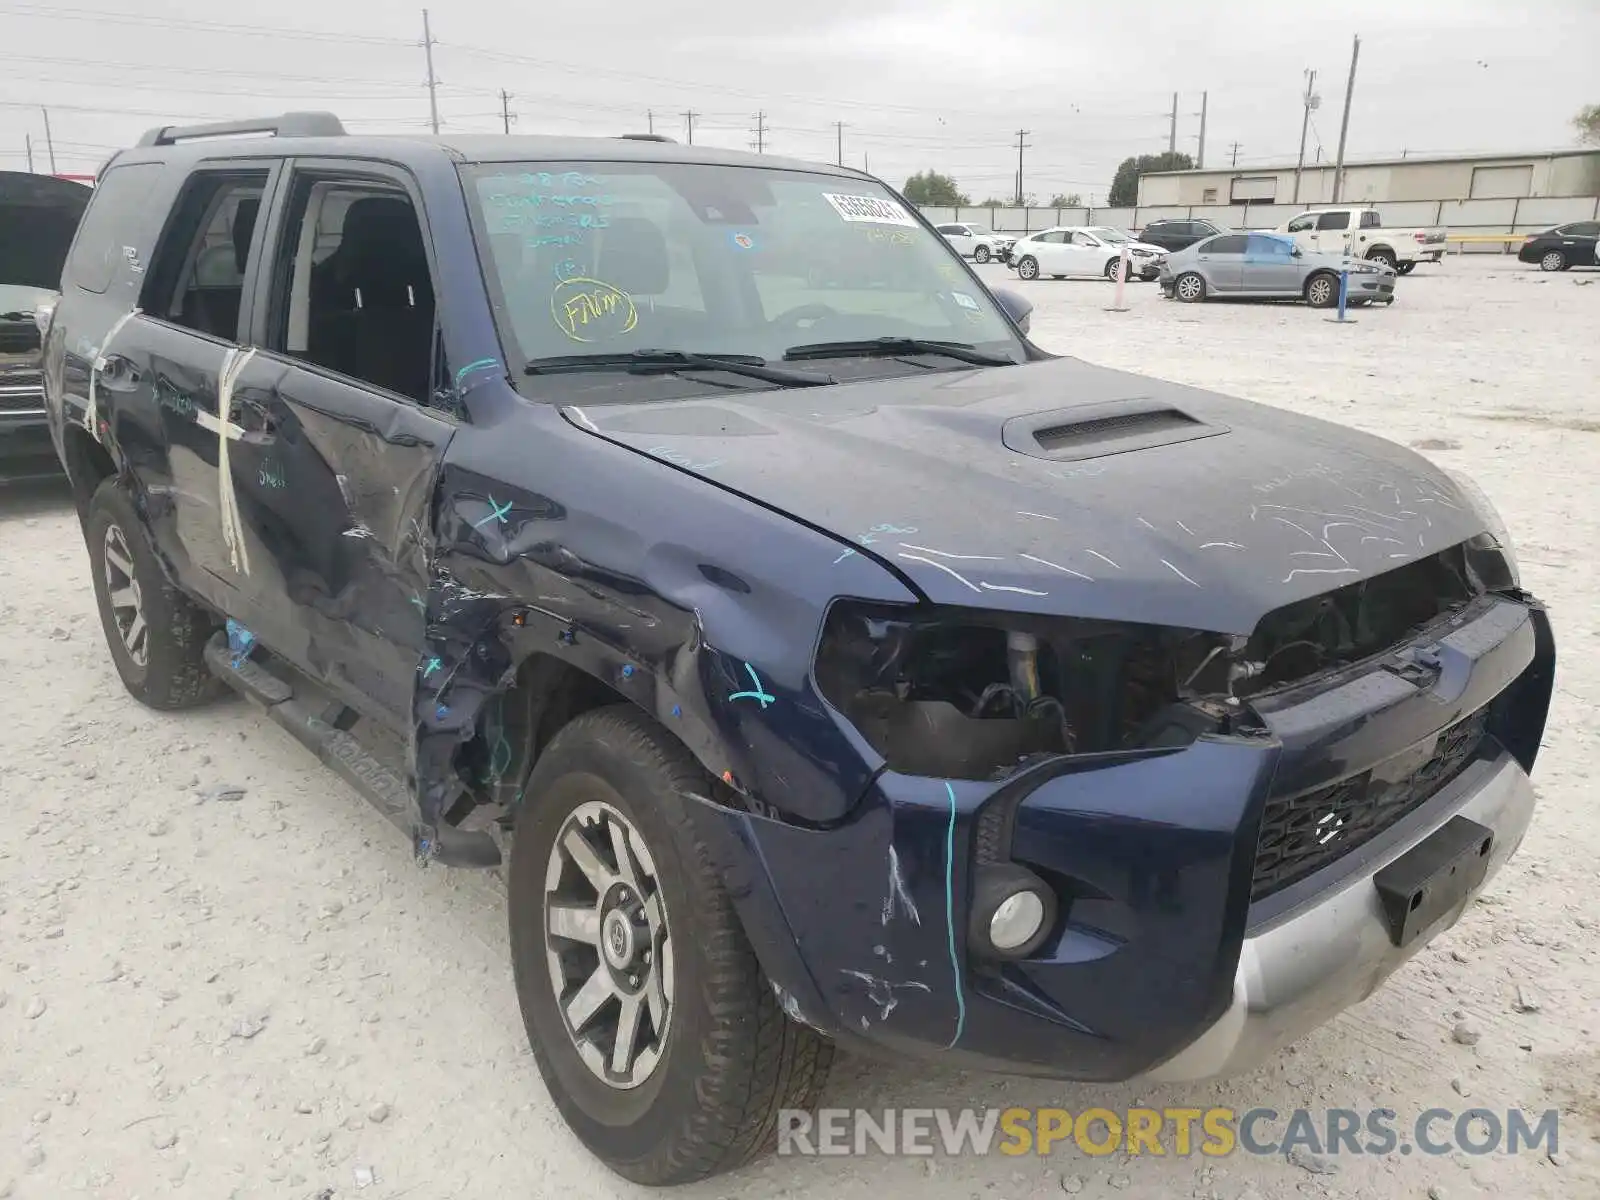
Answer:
[{"left": 1273, "top": 207, "right": 1447, "bottom": 274}]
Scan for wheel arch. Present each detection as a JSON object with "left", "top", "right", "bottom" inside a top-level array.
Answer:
[{"left": 59, "top": 422, "right": 118, "bottom": 522}]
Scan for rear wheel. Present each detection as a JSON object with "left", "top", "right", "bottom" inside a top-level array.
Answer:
[
  {"left": 1366, "top": 248, "right": 1397, "bottom": 271},
  {"left": 85, "top": 478, "right": 223, "bottom": 710},
  {"left": 1395, "top": 261, "right": 1416, "bottom": 275},
  {"left": 974, "top": 245, "right": 991, "bottom": 263},
  {"left": 1015, "top": 255, "right": 1040, "bottom": 281},
  {"left": 1304, "top": 272, "right": 1339, "bottom": 308},
  {"left": 508, "top": 706, "right": 832, "bottom": 1185},
  {"left": 1174, "top": 271, "right": 1205, "bottom": 302},
  {"left": 1540, "top": 249, "right": 1566, "bottom": 272},
  {"left": 1103, "top": 256, "right": 1125, "bottom": 281}
]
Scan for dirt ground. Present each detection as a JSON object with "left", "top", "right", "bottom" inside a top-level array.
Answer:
[{"left": 2, "top": 255, "right": 1597, "bottom": 1200}]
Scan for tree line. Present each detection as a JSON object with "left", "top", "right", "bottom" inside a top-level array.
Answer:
[{"left": 900, "top": 152, "right": 1195, "bottom": 210}]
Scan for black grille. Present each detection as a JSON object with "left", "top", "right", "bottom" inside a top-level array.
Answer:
[{"left": 1250, "top": 708, "right": 1491, "bottom": 902}]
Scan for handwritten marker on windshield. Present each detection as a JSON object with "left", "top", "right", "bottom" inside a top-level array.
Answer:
[{"left": 1105, "top": 244, "right": 1132, "bottom": 312}]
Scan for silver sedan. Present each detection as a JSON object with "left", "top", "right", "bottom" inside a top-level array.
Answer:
[{"left": 1158, "top": 232, "right": 1396, "bottom": 307}]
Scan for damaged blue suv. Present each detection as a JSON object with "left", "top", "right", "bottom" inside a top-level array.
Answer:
[{"left": 41, "top": 113, "right": 1554, "bottom": 1185}]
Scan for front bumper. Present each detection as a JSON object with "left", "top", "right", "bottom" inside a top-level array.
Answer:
[
  {"left": 1, "top": 381, "right": 61, "bottom": 481},
  {"left": 1147, "top": 748, "right": 1532, "bottom": 1079},
  {"left": 688, "top": 593, "right": 1553, "bottom": 1081}
]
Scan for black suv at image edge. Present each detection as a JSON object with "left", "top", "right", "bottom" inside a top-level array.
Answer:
[{"left": 39, "top": 112, "right": 1553, "bottom": 1185}]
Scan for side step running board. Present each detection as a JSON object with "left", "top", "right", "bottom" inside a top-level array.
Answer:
[{"left": 203, "top": 631, "right": 501, "bottom": 868}]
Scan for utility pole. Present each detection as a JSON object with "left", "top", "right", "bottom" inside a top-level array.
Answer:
[
  {"left": 751, "top": 111, "right": 767, "bottom": 153},
  {"left": 1331, "top": 34, "right": 1360, "bottom": 203},
  {"left": 40, "top": 106, "right": 56, "bottom": 172},
  {"left": 681, "top": 110, "right": 698, "bottom": 144},
  {"left": 1013, "top": 128, "right": 1030, "bottom": 206},
  {"left": 835, "top": 121, "right": 845, "bottom": 166},
  {"left": 1293, "top": 68, "right": 1319, "bottom": 204},
  {"left": 498, "top": 89, "right": 516, "bottom": 134},
  {"left": 1168, "top": 92, "right": 1178, "bottom": 153},
  {"left": 1228, "top": 141, "right": 1243, "bottom": 167},
  {"left": 420, "top": 9, "right": 440, "bottom": 135},
  {"left": 1196, "top": 91, "right": 1208, "bottom": 168},
  {"left": 25, "top": 133, "right": 33, "bottom": 173}
]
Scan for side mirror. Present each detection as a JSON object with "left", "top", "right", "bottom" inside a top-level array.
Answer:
[{"left": 990, "top": 286, "right": 1032, "bottom": 335}]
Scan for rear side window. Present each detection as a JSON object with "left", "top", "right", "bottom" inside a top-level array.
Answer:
[
  {"left": 1316, "top": 211, "right": 1350, "bottom": 231},
  {"left": 1359, "top": 210, "right": 1381, "bottom": 229},
  {"left": 65, "top": 162, "right": 166, "bottom": 295},
  {"left": 1204, "top": 235, "right": 1249, "bottom": 254},
  {"left": 142, "top": 171, "right": 270, "bottom": 341},
  {"left": 1563, "top": 222, "right": 1600, "bottom": 237}
]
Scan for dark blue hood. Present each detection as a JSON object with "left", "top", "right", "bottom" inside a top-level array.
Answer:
[{"left": 560, "top": 356, "right": 1489, "bottom": 632}]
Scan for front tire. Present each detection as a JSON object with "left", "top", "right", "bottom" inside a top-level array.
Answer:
[
  {"left": 85, "top": 478, "right": 223, "bottom": 710},
  {"left": 1540, "top": 249, "right": 1566, "bottom": 272},
  {"left": 508, "top": 706, "right": 832, "bottom": 1185},
  {"left": 974, "top": 245, "right": 991, "bottom": 263},
  {"left": 1015, "top": 255, "right": 1040, "bottom": 281},
  {"left": 1304, "top": 272, "right": 1339, "bottom": 308},
  {"left": 1174, "top": 271, "right": 1206, "bottom": 302}
]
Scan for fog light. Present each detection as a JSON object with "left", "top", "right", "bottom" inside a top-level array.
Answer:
[
  {"left": 989, "top": 890, "right": 1046, "bottom": 951},
  {"left": 969, "top": 863, "right": 1057, "bottom": 959}
]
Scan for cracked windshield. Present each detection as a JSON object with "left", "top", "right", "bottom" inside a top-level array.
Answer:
[{"left": 465, "top": 161, "right": 1025, "bottom": 378}]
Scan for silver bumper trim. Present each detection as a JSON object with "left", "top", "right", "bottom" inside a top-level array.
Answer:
[{"left": 1145, "top": 750, "right": 1534, "bottom": 1081}]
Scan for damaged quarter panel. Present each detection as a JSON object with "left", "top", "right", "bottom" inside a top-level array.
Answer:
[{"left": 415, "top": 398, "right": 921, "bottom": 840}]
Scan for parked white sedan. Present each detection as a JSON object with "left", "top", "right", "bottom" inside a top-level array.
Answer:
[
  {"left": 934, "top": 222, "right": 1015, "bottom": 263},
  {"left": 1008, "top": 226, "right": 1167, "bottom": 282}
]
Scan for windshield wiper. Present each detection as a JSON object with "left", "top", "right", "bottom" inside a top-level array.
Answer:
[
  {"left": 781, "top": 337, "right": 1014, "bottom": 366},
  {"left": 524, "top": 349, "right": 833, "bottom": 387}
]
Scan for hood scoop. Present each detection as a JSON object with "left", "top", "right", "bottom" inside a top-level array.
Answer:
[{"left": 1002, "top": 397, "right": 1229, "bottom": 462}]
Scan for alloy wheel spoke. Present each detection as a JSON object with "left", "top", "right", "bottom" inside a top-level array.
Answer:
[
  {"left": 612, "top": 992, "right": 644, "bottom": 1076},
  {"left": 563, "top": 827, "right": 617, "bottom": 894},
  {"left": 109, "top": 585, "right": 137, "bottom": 612},
  {"left": 565, "top": 963, "right": 616, "bottom": 1031},
  {"left": 125, "top": 613, "right": 147, "bottom": 654},
  {"left": 548, "top": 904, "right": 601, "bottom": 944}
]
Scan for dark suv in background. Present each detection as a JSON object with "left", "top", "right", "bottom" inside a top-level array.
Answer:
[
  {"left": 1, "top": 170, "right": 91, "bottom": 481},
  {"left": 1133, "top": 216, "right": 1231, "bottom": 253}
]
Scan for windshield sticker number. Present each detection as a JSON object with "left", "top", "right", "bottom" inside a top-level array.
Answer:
[
  {"left": 823, "top": 193, "right": 917, "bottom": 228},
  {"left": 551, "top": 277, "right": 638, "bottom": 343}
]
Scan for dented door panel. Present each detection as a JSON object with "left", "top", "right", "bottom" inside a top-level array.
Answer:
[{"left": 222, "top": 351, "right": 453, "bottom": 726}]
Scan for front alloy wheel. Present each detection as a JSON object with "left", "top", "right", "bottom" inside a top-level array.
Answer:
[
  {"left": 1305, "top": 273, "right": 1338, "bottom": 307},
  {"left": 1540, "top": 249, "right": 1566, "bottom": 272},
  {"left": 974, "top": 245, "right": 992, "bottom": 263},
  {"left": 545, "top": 799, "right": 673, "bottom": 1089},
  {"left": 1016, "top": 255, "right": 1040, "bottom": 280}
]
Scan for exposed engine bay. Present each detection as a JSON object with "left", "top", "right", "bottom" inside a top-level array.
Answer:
[{"left": 816, "top": 537, "right": 1515, "bottom": 780}]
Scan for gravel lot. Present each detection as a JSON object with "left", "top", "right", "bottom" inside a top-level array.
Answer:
[{"left": 2, "top": 255, "right": 1596, "bottom": 1200}]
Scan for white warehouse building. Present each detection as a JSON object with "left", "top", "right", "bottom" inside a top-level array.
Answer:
[{"left": 1137, "top": 149, "right": 1600, "bottom": 208}]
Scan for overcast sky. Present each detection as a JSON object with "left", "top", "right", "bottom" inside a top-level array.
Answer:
[{"left": 2, "top": 0, "right": 1596, "bottom": 202}]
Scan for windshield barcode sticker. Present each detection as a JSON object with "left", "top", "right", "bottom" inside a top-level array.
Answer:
[{"left": 822, "top": 193, "right": 917, "bottom": 227}]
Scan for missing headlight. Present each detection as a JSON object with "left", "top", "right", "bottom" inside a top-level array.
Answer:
[{"left": 814, "top": 602, "right": 1238, "bottom": 780}]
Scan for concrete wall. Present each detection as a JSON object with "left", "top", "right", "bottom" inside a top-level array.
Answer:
[
  {"left": 917, "top": 194, "right": 1600, "bottom": 252},
  {"left": 1135, "top": 151, "right": 1600, "bottom": 209}
]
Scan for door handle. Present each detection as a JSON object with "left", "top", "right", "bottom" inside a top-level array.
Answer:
[{"left": 96, "top": 354, "right": 141, "bottom": 389}]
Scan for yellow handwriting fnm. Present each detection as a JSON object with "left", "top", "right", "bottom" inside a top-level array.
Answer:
[{"left": 551, "top": 278, "right": 638, "bottom": 342}]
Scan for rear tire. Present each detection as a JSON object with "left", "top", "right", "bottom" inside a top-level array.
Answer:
[
  {"left": 1366, "top": 248, "right": 1397, "bottom": 271},
  {"left": 974, "top": 245, "right": 991, "bottom": 263},
  {"left": 1015, "top": 255, "right": 1040, "bottom": 281},
  {"left": 1174, "top": 271, "right": 1206, "bottom": 302},
  {"left": 507, "top": 705, "right": 832, "bottom": 1185},
  {"left": 1304, "top": 272, "right": 1339, "bottom": 308},
  {"left": 1104, "top": 256, "right": 1125, "bottom": 281},
  {"left": 85, "top": 478, "right": 224, "bottom": 710},
  {"left": 1539, "top": 249, "right": 1566, "bottom": 272},
  {"left": 1395, "top": 261, "right": 1416, "bottom": 275}
]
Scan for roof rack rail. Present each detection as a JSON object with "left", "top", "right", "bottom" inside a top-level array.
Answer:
[
  {"left": 616, "top": 133, "right": 675, "bottom": 143},
  {"left": 137, "top": 111, "right": 346, "bottom": 148}
]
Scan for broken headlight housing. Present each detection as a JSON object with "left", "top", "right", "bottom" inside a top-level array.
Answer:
[
  {"left": 1444, "top": 468, "right": 1519, "bottom": 581},
  {"left": 814, "top": 601, "right": 1246, "bottom": 782}
]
